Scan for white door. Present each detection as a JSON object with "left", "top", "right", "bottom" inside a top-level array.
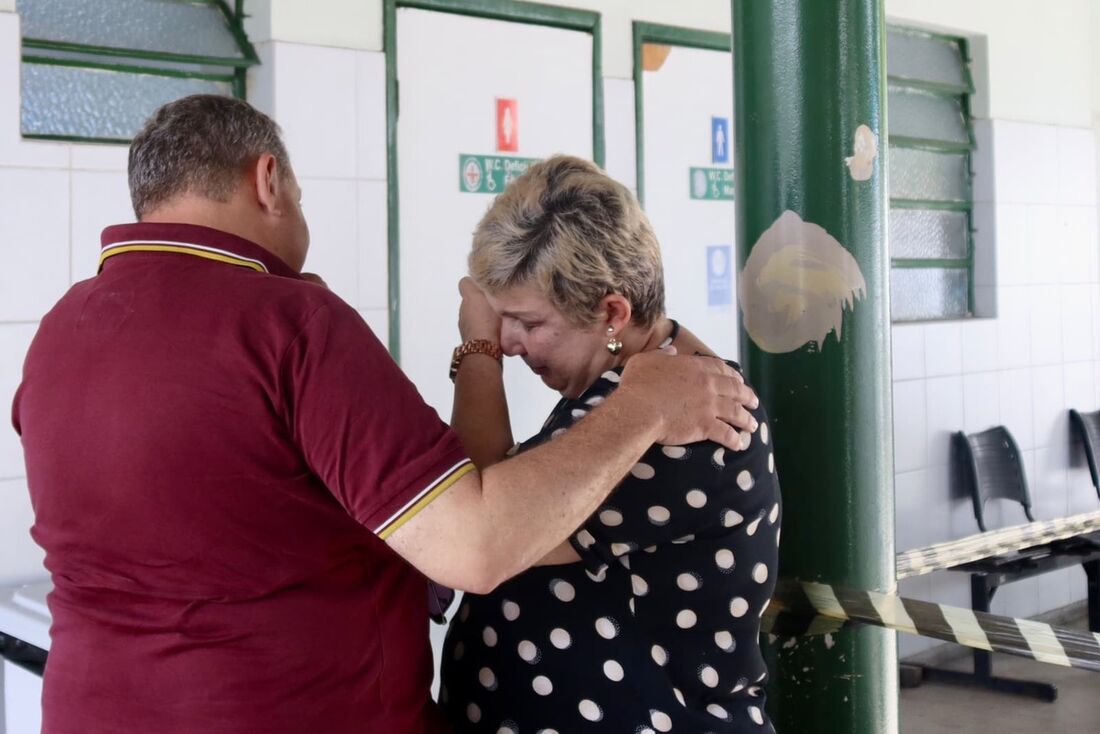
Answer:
[
  {"left": 396, "top": 7, "right": 595, "bottom": 443},
  {"left": 393, "top": 6, "right": 596, "bottom": 691},
  {"left": 641, "top": 43, "right": 738, "bottom": 361}
]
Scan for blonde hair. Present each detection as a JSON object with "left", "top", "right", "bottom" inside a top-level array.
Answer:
[{"left": 469, "top": 155, "right": 665, "bottom": 328}]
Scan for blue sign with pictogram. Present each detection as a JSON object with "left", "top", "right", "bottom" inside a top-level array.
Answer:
[
  {"left": 707, "top": 245, "right": 732, "bottom": 307},
  {"left": 711, "top": 116, "right": 730, "bottom": 164}
]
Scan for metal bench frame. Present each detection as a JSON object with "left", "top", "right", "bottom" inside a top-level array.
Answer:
[{"left": 917, "top": 426, "right": 1100, "bottom": 701}]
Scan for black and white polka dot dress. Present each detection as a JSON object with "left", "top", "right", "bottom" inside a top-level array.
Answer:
[{"left": 440, "top": 356, "right": 781, "bottom": 733}]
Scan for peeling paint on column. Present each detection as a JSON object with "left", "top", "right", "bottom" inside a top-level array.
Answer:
[
  {"left": 738, "top": 210, "right": 867, "bottom": 354},
  {"left": 844, "top": 124, "right": 878, "bottom": 181}
]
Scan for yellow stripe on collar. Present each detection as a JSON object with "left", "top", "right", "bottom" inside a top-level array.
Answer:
[{"left": 98, "top": 243, "right": 267, "bottom": 273}]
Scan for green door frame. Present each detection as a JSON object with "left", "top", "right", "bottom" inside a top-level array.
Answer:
[
  {"left": 631, "top": 22, "right": 731, "bottom": 209},
  {"left": 384, "top": 0, "right": 605, "bottom": 360}
]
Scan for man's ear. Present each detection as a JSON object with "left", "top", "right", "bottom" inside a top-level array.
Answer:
[
  {"left": 599, "top": 293, "right": 633, "bottom": 335},
  {"left": 252, "top": 152, "right": 281, "bottom": 215}
]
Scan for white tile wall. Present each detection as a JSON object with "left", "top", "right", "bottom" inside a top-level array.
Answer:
[
  {"left": 997, "top": 368, "right": 1034, "bottom": 450},
  {"left": 992, "top": 204, "right": 1029, "bottom": 286},
  {"left": 995, "top": 286, "right": 1031, "bottom": 368},
  {"left": 1027, "top": 284, "right": 1064, "bottom": 365},
  {"left": 891, "top": 324, "right": 924, "bottom": 381},
  {"left": 0, "top": 168, "right": 71, "bottom": 322},
  {"left": 893, "top": 121, "right": 1100, "bottom": 646},
  {"left": 960, "top": 318, "right": 999, "bottom": 373},
  {"left": 0, "top": 324, "right": 35, "bottom": 479},
  {"left": 357, "top": 180, "right": 388, "bottom": 310},
  {"left": 70, "top": 143, "right": 129, "bottom": 173},
  {"left": 892, "top": 381, "right": 927, "bottom": 474},
  {"left": 70, "top": 171, "right": 132, "bottom": 283},
  {"left": 923, "top": 321, "right": 962, "bottom": 377},
  {"left": 355, "top": 51, "right": 387, "bottom": 181},
  {"left": 1032, "top": 364, "right": 1068, "bottom": 448},
  {"left": 1056, "top": 127, "right": 1097, "bottom": 207},
  {"left": 299, "top": 177, "right": 359, "bottom": 306},
  {"left": 263, "top": 42, "right": 359, "bottom": 179},
  {"left": 962, "top": 372, "right": 1000, "bottom": 433},
  {"left": 0, "top": 479, "right": 44, "bottom": 583},
  {"left": 925, "top": 376, "right": 964, "bottom": 467}
]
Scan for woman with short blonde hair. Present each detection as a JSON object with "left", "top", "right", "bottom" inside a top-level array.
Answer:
[{"left": 443, "top": 155, "right": 781, "bottom": 733}]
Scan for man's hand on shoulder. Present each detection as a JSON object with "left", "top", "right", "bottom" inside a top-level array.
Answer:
[{"left": 616, "top": 350, "right": 759, "bottom": 452}]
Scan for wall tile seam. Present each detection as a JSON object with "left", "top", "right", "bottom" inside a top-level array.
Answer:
[
  {"left": 298, "top": 176, "right": 387, "bottom": 183},
  {"left": 0, "top": 162, "right": 72, "bottom": 173}
]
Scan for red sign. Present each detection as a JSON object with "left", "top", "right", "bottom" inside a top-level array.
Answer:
[{"left": 496, "top": 98, "right": 518, "bottom": 152}]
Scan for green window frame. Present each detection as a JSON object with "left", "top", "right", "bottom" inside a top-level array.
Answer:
[
  {"left": 18, "top": 0, "right": 258, "bottom": 144},
  {"left": 887, "top": 25, "right": 977, "bottom": 322},
  {"left": 631, "top": 22, "right": 732, "bottom": 209},
  {"left": 383, "top": 0, "right": 604, "bottom": 360}
]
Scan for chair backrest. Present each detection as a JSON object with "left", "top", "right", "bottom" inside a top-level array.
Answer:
[
  {"left": 1069, "top": 409, "right": 1100, "bottom": 500},
  {"left": 954, "top": 426, "right": 1034, "bottom": 532}
]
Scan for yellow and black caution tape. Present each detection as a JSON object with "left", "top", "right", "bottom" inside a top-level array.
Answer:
[
  {"left": 896, "top": 510, "right": 1100, "bottom": 579},
  {"left": 764, "top": 579, "right": 1100, "bottom": 673}
]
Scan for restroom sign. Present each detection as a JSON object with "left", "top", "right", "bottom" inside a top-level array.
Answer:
[
  {"left": 711, "top": 116, "right": 730, "bottom": 164},
  {"left": 460, "top": 154, "right": 538, "bottom": 194},
  {"left": 690, "top": 167, "right": 735, "bottom": 200},
  {"left": 707, "top": 245, "right": 733, "bottom": 306},
  {"left": 497, "top": 98, "right": 518, "bottom": 152}
]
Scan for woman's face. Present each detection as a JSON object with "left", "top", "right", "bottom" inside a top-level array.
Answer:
[{"left": 484, "top": 283, "right": 611, "bottom": 399}]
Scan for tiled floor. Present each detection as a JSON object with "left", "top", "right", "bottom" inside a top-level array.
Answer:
[{"left": 900, "top": 630, "right": 1100, "bottom": 733}]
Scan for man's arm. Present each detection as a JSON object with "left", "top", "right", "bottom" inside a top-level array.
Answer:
[{"left": 386, "top": 349, "right": 756, "bottom": 594}]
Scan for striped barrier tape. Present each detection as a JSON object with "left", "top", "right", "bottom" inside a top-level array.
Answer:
[
  {"left": 765, "top": 579, "right": 1100, "bottom": 673},
  {"left": 896, "top": 510, "right": 1100, "bottom": 579}
]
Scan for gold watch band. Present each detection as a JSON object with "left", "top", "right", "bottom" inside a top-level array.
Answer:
[{"left": 449, "top": 339, "right": 503, "bottom": 382}]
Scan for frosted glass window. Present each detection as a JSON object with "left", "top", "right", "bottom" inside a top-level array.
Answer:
[
  {"left": 18, "top": 0, "right": 256, "bottom": 141},
  {"left": 886, "top": 28, "right": 968, "bottom": 90},
  {"left": 889, "top": 148, "right": 968, "bottom": 202},
  {"left": 18, "top": 0, "right": 243, "bottom": 59},
  {"left": 22, "top": 64, "right": 232, "bottom": 140},
  {"left": 890, "top": 268, "right": 969, "bottom": 321},
  {"left": 889, "top": 209, "right": 968, "bottom": 260},
  {"left": 887, "top": 86, "right": 968, "bottom": 145},
  {"left": 887, "top": 24, "right": 975, "bottom": 322}
]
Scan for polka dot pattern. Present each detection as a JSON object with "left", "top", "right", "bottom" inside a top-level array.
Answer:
[
  {"left": 578, "top": 699, "right": 602, "bottom": 722},
  {"left": 439, "top": 359, "right": 778, "bottom": 733},
  {"left": 676, "top": 609, "right": 697, "bottom": 629},
  {"left": 550, "top": 580, "right": 575, "bottom": 602},
  {"left": 647, "top": 505, "right": 671, "bottom": 525}
]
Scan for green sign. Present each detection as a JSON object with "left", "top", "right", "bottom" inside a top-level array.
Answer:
[
  {"left": 689, "top": 167, "right": 735, "bottom": 200},
  {"left": 459, "top": 154, "right": 539, "bottom": 194}
]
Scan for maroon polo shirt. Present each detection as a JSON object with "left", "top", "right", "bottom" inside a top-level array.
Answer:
[{"left": 12, "top": 223, "right": 470, "bottom": 734}]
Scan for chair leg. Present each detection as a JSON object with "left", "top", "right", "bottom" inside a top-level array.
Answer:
[
  {"left": 917, "top": 574, "right": 1058, "bottom": 702},
  {"left": 972, "top": 574, "right": 992, "bottom": 682},
  {"left": 1086, "top": 559, "right": 1100, "bottom": 632}
]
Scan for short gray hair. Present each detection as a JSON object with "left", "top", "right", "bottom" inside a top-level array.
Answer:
[
  {"left": 469, "top": 155, "right": 665, "bottom": 328},
  {"left": 128, "top": 94, "right": 291, "bottom": 219}
]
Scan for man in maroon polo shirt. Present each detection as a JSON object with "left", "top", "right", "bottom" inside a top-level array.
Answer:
[{"left": 11, "top": 95, "right": 757, "bottom": 733}]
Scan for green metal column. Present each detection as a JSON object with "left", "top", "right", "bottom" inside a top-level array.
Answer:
[{"left": 731, "top": 1, "right": 896, "bottom": 732}]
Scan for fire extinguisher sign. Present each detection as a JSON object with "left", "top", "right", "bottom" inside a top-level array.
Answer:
[{"left": 496, "top": 98, "right": 518, "bottom": 153}]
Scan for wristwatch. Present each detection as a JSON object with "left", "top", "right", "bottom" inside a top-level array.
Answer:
[{"left": 449, "top": 339, "right": 503, "bottom": 382}]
